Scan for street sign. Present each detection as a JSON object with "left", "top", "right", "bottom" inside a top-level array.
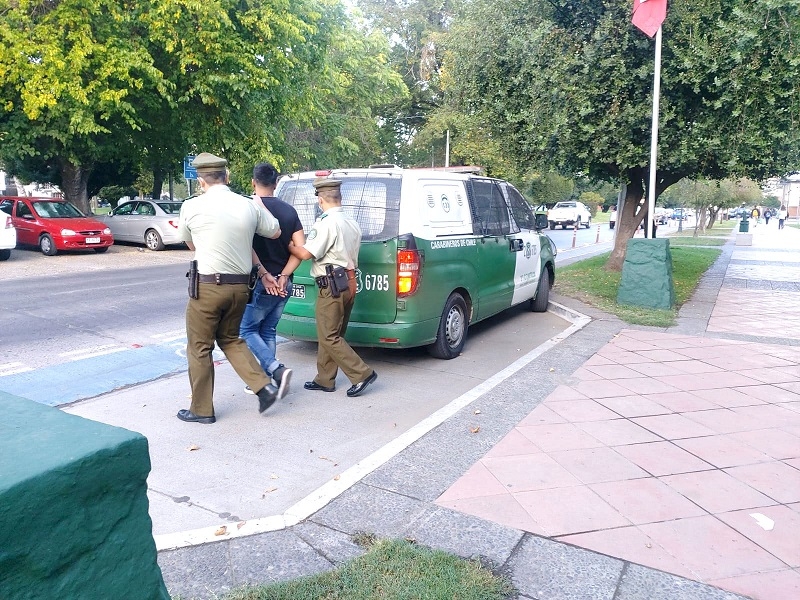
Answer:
[{"left": 183, "top": 155, "right": 197, "bottom": 180}]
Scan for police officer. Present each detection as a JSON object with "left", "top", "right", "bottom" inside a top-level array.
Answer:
[
  {"left": 177, "top": 152, "right": 282, "bottom": 424},
  {"left": 288, "top": 177, "right": 377, "bottom": 397}
]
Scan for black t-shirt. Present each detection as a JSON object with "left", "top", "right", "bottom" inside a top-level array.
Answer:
[{"left": 253, "top": 196, "right": 304, "bottom": 277}]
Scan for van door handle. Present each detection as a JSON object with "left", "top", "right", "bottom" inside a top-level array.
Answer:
[{"left": 509, "top": 238, "right": 523, "bottom": 252}]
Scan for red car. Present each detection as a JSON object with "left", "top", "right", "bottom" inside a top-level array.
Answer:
[{"left": 0, "top": 197, "right": 114, "bottom": 255}]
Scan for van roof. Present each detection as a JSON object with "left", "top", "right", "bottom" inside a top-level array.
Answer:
[{"left": 280, "top": 167, "right": 491, "bottom": 183}]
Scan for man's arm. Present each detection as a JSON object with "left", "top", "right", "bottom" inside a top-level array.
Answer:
[
  {"left": 276, "top": 230, "right": 306, "bottom": 292},
  {"left": 254, "top": 203, "right": 281, "bottom": 239},
  {"left": 288, "top": 243, "right": 314, "bottom": 261}
]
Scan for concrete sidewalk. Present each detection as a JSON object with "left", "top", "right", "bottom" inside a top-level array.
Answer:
[{"left": 157, "top": 221, "right": 799, "bottom": 600}]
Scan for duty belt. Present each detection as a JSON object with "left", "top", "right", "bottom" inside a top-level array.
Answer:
[
  {"left": 198, "top": 273, "right": 251, "bottom": 285},
  {"left": 315, "top": 268, "right": 355, "bottom": 289}
]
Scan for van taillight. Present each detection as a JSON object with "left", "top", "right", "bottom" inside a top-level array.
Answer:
[{"left": 397, "top": 249, "right": 420, "bottom": 296}]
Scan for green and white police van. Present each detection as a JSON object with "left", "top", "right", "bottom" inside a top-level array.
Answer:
[{"left": 275, "top": 166, "right": 557, "bottom": 359}]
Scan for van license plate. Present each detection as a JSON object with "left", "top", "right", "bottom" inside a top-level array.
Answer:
[
  {"left": 292, "top": 285, "right": 305, "bottom": 299},
  {"left": 85, "top": 237, "right": 101, "bottom": 244}
]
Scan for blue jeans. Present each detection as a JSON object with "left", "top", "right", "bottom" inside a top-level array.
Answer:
[{"left": 239, "top": 279, "right": 292, "bottom": 376}]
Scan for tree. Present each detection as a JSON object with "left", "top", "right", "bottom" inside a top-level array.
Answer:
[{"left": 438, "top": 0, "right": 800, "bottom": 269}]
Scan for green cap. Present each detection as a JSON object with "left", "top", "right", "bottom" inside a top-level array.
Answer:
[
  {"left": 192, "top": 152, "right": 228, "bottom": 174},
  {"left": 312, "top": 177, "right": 342, "bottom": 193}
]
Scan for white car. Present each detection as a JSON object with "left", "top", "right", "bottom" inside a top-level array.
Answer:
[
  {"left": 547, "top": 201, "right": 592, "bottom": 229},
  {"left": 95, "top": 199, "right": 183, "bottom": 251},
  {"left": 0, "top": 212, "right": 16, "bottom": 261}
]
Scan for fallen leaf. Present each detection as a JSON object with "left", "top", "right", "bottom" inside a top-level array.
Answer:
[
  {"left": 319, "top": 456, "right": 337, "bottom": 465},
  {"left": 237, "top": 521, "right": 246, "bottom": 530},
  {"left": 214, "top": 526, "right": 227, "bottom": 536},
  {"left": 261, "top": 487, "right": 278, "bottom": 498},
  {"left": 333, "top": 475, "right": 341, "bottom": 481},
  {"left": 645, "top": 542, "right": 652, "bottom": 549},
  {"left": 309, "top": 449, "right": 314, "bottom": 453},
  {"left": 188, "top": 444, "right": 200, "bottom": 451},
  {"left": 474, "top": 409, "right": 481, "bottom": 415},
  {"left": 549, "top": 367, "right": 555, "bottom": 372},
  {"left": 470, "top": 426, "right": 480, "bottom": 434}
]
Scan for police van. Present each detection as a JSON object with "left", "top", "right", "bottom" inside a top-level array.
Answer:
[{"left": 275, "top": 166, "right": 557, "bottom": 359}]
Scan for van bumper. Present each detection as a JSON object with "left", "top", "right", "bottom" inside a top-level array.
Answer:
[{"left": 277, "top": 314, "right": 440, "bottom": 349}]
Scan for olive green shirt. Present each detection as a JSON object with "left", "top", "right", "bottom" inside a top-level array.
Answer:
[
  {"left": 303, "top": 206, "right": 361, "bottom": 277},
  {"left": 178, "top": 185, "right": 279, "bottom": 275}
]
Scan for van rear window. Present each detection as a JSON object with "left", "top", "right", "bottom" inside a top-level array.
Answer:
[{"left": 278, "top": 175, "right": 401, "bottom": 242}]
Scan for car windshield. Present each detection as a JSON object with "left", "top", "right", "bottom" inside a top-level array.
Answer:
[
  {"left": 157, "top": 202, "right": 182, "bottom": 214},
  {"left": 555, "top": 202, "right": 576, "bottom": 208},
  {"left": 32, "top": 201, "right": 84, "bottom": 218}
]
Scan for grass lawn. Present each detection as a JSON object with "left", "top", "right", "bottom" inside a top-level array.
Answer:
[
  {"left": 216, "top": 538, "right": 514, "bottom": 600},
  {"left": 554, "top": 246, "right": 722, "bottom": 327}
]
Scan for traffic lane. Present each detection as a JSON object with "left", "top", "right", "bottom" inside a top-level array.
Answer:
[{"left": 64, "top": 305, "right": 573, "bottom": 537}]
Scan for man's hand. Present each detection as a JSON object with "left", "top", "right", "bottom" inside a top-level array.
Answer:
[{"left": 261, "top": 273, "right": 287, "bottom": 297}]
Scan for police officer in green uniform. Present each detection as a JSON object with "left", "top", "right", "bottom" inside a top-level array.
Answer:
[
  {"left": 177, "top": 152, "right": 283, "bottom": 423},
  {"left": 289, "top": 177, "right": 378, "bottom": 397}
]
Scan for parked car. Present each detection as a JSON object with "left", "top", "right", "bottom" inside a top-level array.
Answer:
[
  {"left": 96, "top": 199, "right": 183, "bottom": 251},
  {"left": 671, "top": 208, "right": 692, "bottom": 221},
  {"left": 0, "top": 212, "right": 16, "bottom": 261},
  {"left": 547, "top": 201, "right": 592, "bottom": 230},
  {"left": 275, "top": 166, "right": 557, "bottom": 359},
  {"left": 0, "top": 197, "right": 113, "bottom": 255},
  {"left": 654, "top": 208, "right": 670, "bottom": 225}
]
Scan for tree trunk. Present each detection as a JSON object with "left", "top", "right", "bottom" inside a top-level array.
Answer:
[
  {"left": 606, "top": 175, "right": 645, "bottom": 271},
  {"left": 60, "top": 160, "right": 92, "bottom": 214},
  {"left": 694, "top": 206, "right": 707, "bottom": 237},
  {"left": 151, "top": 169, "right": 165, "bottom": 200},
  {"left": 708, "top": 207, "right": 719, "bottom": 229}
]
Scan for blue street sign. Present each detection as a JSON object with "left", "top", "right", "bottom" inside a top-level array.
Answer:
[{"left": 183, "top": 155, "right": 197, "bottom": 180}]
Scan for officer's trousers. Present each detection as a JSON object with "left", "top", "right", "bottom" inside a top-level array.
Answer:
[
  {"left": 313, "top": 286, "right": 372, "bottom": 387},
  {"left": 185, "top": 283, "right": 270, "bottom": 416}
]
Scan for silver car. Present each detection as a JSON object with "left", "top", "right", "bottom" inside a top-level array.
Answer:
[{"left": 97, "top": 200, "right": 184, "bottom": 251}]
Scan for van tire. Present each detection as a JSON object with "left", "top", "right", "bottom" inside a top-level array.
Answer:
[
  {"left": 428, "top": 293, "right": 468, "bottom": 359},
  {"left": 530, "top": 271, "right": 550, "bottom": 312},
  {"left": 549, "top": 221, "right": 556, "bottom": 230},
  {"left": 584, "top": 217, "right": 591, "bottom": 229}
]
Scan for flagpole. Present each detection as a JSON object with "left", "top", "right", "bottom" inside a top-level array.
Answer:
[{"left": 647, "top": 25, "right": 662, "bottom": 239}]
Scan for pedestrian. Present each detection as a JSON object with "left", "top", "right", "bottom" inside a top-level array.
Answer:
[
  {"left": 751, "top": 206, "right": 760, "bottom": 227},
  {"left": 764, "top": 208, "right": 772, "bottom": 225},
  {"left": 778, "top": 205, "right": 788, "bottom": 229},
  {"left": 177, "top": 152, "right": 283, "bottom": 424},
  {"left": 240, "top": 162, "right": 305, "bottom": 400},
  {"left": 289, "top": 177, "right": 378, "bottom": 397},
  {"left": 609, "top": 206, "right": 617, "bottom": 230}
]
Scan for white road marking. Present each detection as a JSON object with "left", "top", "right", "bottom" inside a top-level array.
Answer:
[
  {"left": 58, "top": 345, "right": 129, "bottom": 361},
  {"left": 0, "top": 362, "right": 34, "bottom": 377}
]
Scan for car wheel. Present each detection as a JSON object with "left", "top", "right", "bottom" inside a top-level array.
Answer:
[
  {"left": 427, "top": 293, "right": 468, "bottom": 359},
  {"left": 549, "top": 221, "right": 556, "bottom": 230},
  {"left": 530, "top": 268, "right": 550, "bottom": 312},
  {"left": 561, "top": 224, "right": 567, "bottom": 230},
  {"left": 0, "top": 249, "right": 10, "bottom": 261},
  {"left": 145, "top": 229, "right": 165, "bottom": 251},
  {"left": 585, "top": 216, "right": 591, "bottom": 229},
  {"left": 40, "top": 234, "right": 57, "bottom": 256},
  {"left": 94, "top": 247, "right": 109, "bottom": 253}
]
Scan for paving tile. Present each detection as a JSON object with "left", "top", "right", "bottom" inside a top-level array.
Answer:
[
  {"left": 482, "top": 453, "right": 581, "bottom": 492},
  {"left": 597, "top": 348, "right": 654, "bottom": 364},
  {"left": 549, "top": 447, "right": 649, "bottom": 484},
  {"left": 584, "top": 363, "right": 646, "bottom": 379},
  {"left": 612, "top": 336, "right": 662, "bottom": 352},
  {"left": 436, "top": 493, "right": 546, "bottom": 535},
  {"left": 780, "top": 401, "right": 800, "bottom": 413},
  {"left": 584, "top": 354, "right": 618, "bottom": 366},
  {"left": 632, "top": 414, "right": 717, "bottom": 439},
  {"left": 734, "top": 384, "right": 800, "bottom": 404},
  {"left": 639, "top": 515, "right": 787, "bottom": 580},
  {"left": 516, "top": 404, "right": 567, "bottom": 426},
  {"left": 557, "top": 525, "right": 696, "bottom": 580},
  {"left": 483, "top": 428, "right": 544, "bottom": 458},
  {"left": 739, "top": 367, "right": 800, "bottom": 385},
  {"left": 656, "top": 374, "right": 758, "bottom": 392},
  {"left": 633, "top": 349, "right": 693, "bottom": 362},
  {"left": 692, "top": 387, "right": 766, "bottom": 408},
  {"left": 573, "top": 378, "right": 640, "bottom": 399},
  {"left": 593, "top": 395, "right": 671, "bottom": 418},
  {"left": 661, "top": 470, "right": 777, "bottom": 514},
  {"left": 725, "top": 461, "right": 800, "bottom": 503},
  {"left": 645, "top": 391, "right": 719, "bottom": 412},
  {"left": 589, "top": 478, "right": 707, "bottom": 525},
  {"left": 545, "top": 399, "right": 622, "bottom": 422},
  {"left": 436, "top": 461, "right": 510, "bottom": 502},
  {"left": 571, "top": 366, "right": 606, "bottom": 381},
  {"left": 729, "top": 429, "right": 800, "bottom": 460},
  {"left": 617, "top": 377, "right": 683, "bottom": 395},
  {"left": 615, "top": 563, "right": 750, "bottom": 600},
  {"left": 507, "top": 534, "right": 623, "bottom": 600},
  {"left": 577, "top": 419, "right": 662, "bottom": 446},
  {"left": 514, "top": 485, "right": 631, "bottom": 536},
  {"left": 734, "top": 404, "right": 800, "bottom": 427},
  {"left": 669, "top": 360, "right": 727, "bottom": 375},
  {"left": 675, "top": 435, "right": 774, "bottom": 468},
  {"left": 543, "top": 384, "right": 590, "bottom": 401},
  {"left": 709, "top": 569, "right": 800, "bottom": 600},
  {"left": 516, "top": 422, "right": 604, "bottom": 452},
  {"left": 682, "top": 409, "right": 771, "bottom": 435},
  {"left": 615, "top": 441, "right": 715, "bottom": 476},
  {"left": 625, "top": 362, "right": 688, "bottom": 377},
  {"left": 716, "top": 505, "right": 800, "bottom": 567}
]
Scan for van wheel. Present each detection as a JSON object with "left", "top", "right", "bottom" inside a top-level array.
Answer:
[
  {"left": 530, "top": 271, "right": 550, "bottom": 312},
  {"left": 0, "top": 249, "right": 10, "bottom": 261},
  {"left": 428, "top": 293, "right": 468, "bottom": 359},
  {"left": 40, "top": 234, "right": 57, "bottom": 256},
  {"left": 585, "top": 216, "right": 591, "bottom": 229},
  {"left": 549, "top": 221, "right": 556, "bottom": 230}
]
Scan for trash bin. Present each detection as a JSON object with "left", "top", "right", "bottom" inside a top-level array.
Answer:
[{"left": 739, "top": 217, "right": 749, "bottom": 233}]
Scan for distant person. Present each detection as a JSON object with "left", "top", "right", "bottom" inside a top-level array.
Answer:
[
  {"left": 176, "top": 152, "right": 282, "bottom": 424},
  {"left": 764, "top": 208, "right": 772, "bottom": 225},
  {"left": 778, "top": 205, "right": 788, "bottom": 229},
  {"left": 751, "top": 207, "right": 760, "bottom": 227},
  {"left": 240, "top": 162, "right": 305, "bottom": 400},
  {"left": 609, "top": 206, "right": 617, "bottom": 230}
]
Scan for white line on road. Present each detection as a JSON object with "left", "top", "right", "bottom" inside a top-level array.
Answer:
[
  {"left": 0, "top": 362, "right": 34, "bottom": 377},
  {"left": 151, "top": 330, "right": 186, "bottom": 340},
  {"left": 58, "top": 345, "right": 129, "bottom": 361}
]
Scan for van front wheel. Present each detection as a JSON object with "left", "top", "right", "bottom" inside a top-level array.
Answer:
[{"left": 428, "top": 293, "right": 468, "bottom": 359}]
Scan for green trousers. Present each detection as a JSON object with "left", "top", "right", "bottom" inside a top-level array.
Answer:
[
  {"left": 313, "top": 286, "right": 373, "bottom": 388},
  {"left": 185, "top": 283, "right": 270, "bottom": 417}
]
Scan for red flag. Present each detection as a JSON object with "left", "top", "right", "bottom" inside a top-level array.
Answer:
[{"left": 632, "top": 0, "right": 667, "bottom": 38}]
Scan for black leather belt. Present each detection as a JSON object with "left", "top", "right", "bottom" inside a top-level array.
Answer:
[
  {"left": 198, "top": 274, "right": 250, "bottom": 285},
  {"left": 315, "top": 268, "right": 355, "bottom": 289}
]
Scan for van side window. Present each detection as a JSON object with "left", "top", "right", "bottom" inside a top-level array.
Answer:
[
  {"left": 469, "top": 180, "right": 511, "bottom": 236},
  {"left": 503, "top": 184, "right": 535, "bottom": 231}
]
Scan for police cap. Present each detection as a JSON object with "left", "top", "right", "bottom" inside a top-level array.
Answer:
[
  {"left": 192, "top": 152, "right": 228, "bottom": 175},
  {"left": 312, "top": 177, "right": 342, "bottom": 195}
]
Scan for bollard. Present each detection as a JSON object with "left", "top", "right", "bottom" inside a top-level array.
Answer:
[
  {"left": 596, "top": 223, "right": 600, "bottom": 244},
  {"left": 572, "top": 222, "right": 578, "bottom": 248}
]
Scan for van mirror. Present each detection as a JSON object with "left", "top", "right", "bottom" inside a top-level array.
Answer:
[{"left": 534, "top": 213, "right": 548, "bottom": 230}]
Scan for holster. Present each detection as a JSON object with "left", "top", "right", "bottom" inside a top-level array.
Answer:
[
  {"left": 326, "top": 265, "right": 350, "bottom": 298},
  {"left": 186, "top": 260, "right": 199, "bottom": 299}
]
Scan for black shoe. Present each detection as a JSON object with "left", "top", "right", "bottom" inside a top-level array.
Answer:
[
  {"left": 257, "top": 384, "right": 279, "bottom": 413},
  {"left": 347, "top": 371, "right": 378, "bottom": 397},
  {"left": 177, "top": 409, "right": 216, "bottom": 424},
  {"left": 304, "top": 380, "right": 335, "bottom": 392},
  {"left": 272, "top": 365, "right": 293, "bottom": 400}
]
